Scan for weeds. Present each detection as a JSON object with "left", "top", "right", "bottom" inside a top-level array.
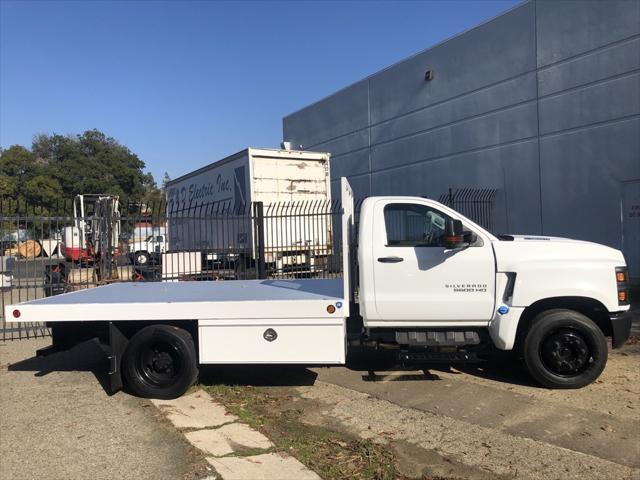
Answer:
[{"left": 200, "top": 383, "right": 401, "bottom": 480}]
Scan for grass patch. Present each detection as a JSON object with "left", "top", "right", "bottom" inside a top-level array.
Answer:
[{"left": 200, "top": 383, "right": 402, "bottom": 480}]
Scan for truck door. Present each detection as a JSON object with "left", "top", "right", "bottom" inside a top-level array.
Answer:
[{"left": 372, "top": 200, "right": 495, "bottom": 322}]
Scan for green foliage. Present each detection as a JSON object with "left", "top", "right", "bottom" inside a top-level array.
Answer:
[
  {"left": 0, "top": 174, "right": 17, "bottom": 198},
  {"left": 0, "top": 145, "right": 37, "bottom": 178},
  {"left": 161, "top": 172, "right": 171, "bottom": 190},
  {"left": 23, "top": 175, "right": 62, "bottom": 208},
  {"left": 0, "top": 129, "right": 161, "bottom": 213},
  {"left": 0, "top": 145, "right": 38, "bottom": 201}
]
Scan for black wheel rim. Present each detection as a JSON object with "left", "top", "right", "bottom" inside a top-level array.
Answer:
[
  {"left": 539, "top": 327, "right": 593, "bottom": 377},
  {"left": 136, "top": 341, "right": 182, "bottom": 387}
]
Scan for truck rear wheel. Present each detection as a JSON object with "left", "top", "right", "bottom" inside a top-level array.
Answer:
[
  {"left": 523, "top": 309, "right": 607, "bottom": 389},
  {"left": 122, "top": 325, "right": 198, "bottom": 399}
]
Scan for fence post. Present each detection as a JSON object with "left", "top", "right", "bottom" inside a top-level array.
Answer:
[{"left": 253, "top": 202, "right": 266, "bottom": 279}]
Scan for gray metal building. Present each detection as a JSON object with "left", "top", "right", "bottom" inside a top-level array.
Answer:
[{"left": 282, "top": 0, "right": 640, "bottom": 277}]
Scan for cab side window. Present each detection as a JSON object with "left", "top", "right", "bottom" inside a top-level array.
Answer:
[{"left": 384, "top": 203, "right": 450, "bottom": 247}]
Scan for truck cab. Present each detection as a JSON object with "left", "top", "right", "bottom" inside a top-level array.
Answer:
[
  {"left": 130, "top": 234, "right": 168, "bottom": 265},
  {"left": 357, "top": 195, "right": 631, "bottom": 388}
]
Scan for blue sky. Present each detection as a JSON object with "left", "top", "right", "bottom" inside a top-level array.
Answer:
[{"left": 1, "top": 0, "right": 520, "bottom": 183}]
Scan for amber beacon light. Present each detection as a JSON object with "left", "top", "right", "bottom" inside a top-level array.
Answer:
[{"left": 615, "top": 267, "right": 629, "bottom": 306}]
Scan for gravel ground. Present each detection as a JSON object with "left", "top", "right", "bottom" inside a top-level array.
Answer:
[{"left": 0, "top": 337, "right": 210, "bottom": 480}]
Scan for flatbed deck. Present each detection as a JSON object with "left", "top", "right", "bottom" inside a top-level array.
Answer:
[{"left": 8, "top": 279, "right": 345, "bottom": 323}]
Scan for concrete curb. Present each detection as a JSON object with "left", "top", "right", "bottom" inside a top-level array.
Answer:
[{"left": 152, "top": 390, "right": 321, "bottom": 480}]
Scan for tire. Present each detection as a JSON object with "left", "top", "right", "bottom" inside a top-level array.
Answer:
[
  {"left": 523, "top": 309, "right": 607, "bottom": 389},
  {"left": 134, "top": 251, "right": 149, "bottom": 265},
  {"left": 122, "top": 325, "right": 198, "bottom": 399}
]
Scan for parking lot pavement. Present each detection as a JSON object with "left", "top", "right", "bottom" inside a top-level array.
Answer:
[
  {"left": 306, "top": 341, "right": 640, "bottom": 479},
  {"left": 0, "top": 337, "right": 210, "bottom": 480},
  {"left": 1, "top": 333, "right": 637, "bottom": 480}
]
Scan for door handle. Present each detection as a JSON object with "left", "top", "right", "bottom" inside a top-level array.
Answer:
[{"left": 377, "top": 256, "right": 404, "bottom": 263}]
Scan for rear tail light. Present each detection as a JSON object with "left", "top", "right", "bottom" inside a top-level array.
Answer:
[{"left": 615, "top": 266, "right": 629, "bottom": 306}]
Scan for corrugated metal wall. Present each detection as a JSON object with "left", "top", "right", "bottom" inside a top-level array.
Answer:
[{"left": 282, "top": 0, "right": 640, "bottom": 275}]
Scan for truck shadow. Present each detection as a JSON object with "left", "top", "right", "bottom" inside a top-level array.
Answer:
[
  {"left": 199, "top": 364, "right": 318, "bottom": 387},
  {"left": 7, "top": 339, "right": 114, "bottom": 394},
  {"left": 433, "top": 362, "right": 540, "bottom": 387},
  {"left": 8, "top": 342, "right": 541, "bottom": 394},
  {"left": 345, "top": 350, "right": 538, "bottom": 387},
  {"left": 8, "top": 342, "right": 319, "bottom": 392}
]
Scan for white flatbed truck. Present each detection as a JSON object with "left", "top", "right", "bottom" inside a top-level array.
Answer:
[{"left": 6, "top": 179, "right": 632, "bottom": 399}]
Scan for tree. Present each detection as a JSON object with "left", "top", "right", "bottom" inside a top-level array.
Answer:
[
  {"left": 0, "top": 145, "right": 38, "bottom": 178},
  {"left": 161, "top": 172, "right": 171, "bottom": 191},
  {"left": 0, "top": 174, "right": 17, "bottom": 198},
  {"left": 0, "top": 145, "right": 42, "bottom": 203},
  {"left": 2, "top": 129, "right": 162, "bottom": 217},
  {"left": 141, "top": 171, "right": 164, "bottom": 213},
  {"left": 23, "top": 175, "right": 63, "bottom": 210}
]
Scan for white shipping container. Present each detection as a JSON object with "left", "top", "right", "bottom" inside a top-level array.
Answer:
[{"left": 166, "top": 148, "right": 331, "bottom": 263}]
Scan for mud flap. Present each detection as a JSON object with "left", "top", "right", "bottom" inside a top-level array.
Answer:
[
  {"left": 107, "top": 322, "right": 128, "bottom": 395},
  {"left": 610, "top": 311, "right": 632, "bottom": 348}
]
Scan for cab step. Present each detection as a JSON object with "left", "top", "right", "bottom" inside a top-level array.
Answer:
[{"left": 395, "top": 330, "right": 481, "bottom": 347}]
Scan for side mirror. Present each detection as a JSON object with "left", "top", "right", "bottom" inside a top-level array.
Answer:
[
  {"left": 444, "top": 219, "right": 468, "bottom": 249},
  {"left": 463, "top": 231, "right": 478, "bottom": 244}
]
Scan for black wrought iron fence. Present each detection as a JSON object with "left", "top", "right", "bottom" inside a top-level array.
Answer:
[
  {"left": 1, "top": 189, "right": 496, "bottom": 340},
  {"left": 438, "top": 188, "right": 497, "bottom": 232},
  {"left": 0, "top": 198, "right": 344, "bottom": 340}
]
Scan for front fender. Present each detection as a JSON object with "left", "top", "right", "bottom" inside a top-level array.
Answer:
[{"left": 509, "top": 261, "right": 620, "bottom": 313}]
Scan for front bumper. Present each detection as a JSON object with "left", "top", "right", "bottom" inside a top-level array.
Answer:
[{"left": 610, "top": 311, "right": 632, "bottom": 348}]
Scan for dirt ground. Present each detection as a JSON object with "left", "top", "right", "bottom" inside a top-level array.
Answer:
[
  {"left": 202, "top": 340, "right": 640, "bottom": 480},
  {"left": 0, "top": 337, "right": 211, "bottom": 480},
  {"left": 1, "top": 335, "right": 638, "bottom": 480}
]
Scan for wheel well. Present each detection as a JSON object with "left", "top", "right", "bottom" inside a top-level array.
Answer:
[
  {"left": 514, "top": 297, "right": 611, "bottom": 349},
  {"left": 114, "top": 320, "right": 199, "bottom": 357},
  {"left": 49, "top": 320, "right": 199, "bottom": 354}
]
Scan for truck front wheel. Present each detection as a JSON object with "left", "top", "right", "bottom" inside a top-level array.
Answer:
[
  {"left": 122, "top": 325, "right": 198, "bottom": 399},
  {"left": 523, "top": 309, "right": 607, "bottom": 389},
  {"left": 133, "top": 251, "right": 149, "bottom": 265}
]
